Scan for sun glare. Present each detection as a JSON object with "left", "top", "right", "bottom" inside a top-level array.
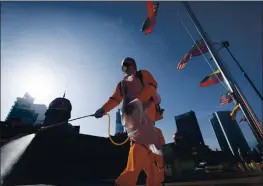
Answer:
[
  {"left": 18, "top": 63, "right": 56, "bottom": 104},
  {"left": 24, "top": 76, "right": 52, "bottom": 102}
]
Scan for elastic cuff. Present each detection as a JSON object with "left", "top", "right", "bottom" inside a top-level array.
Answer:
[{"left": 101, "top": 106, "right": 108, "bottom": 113}]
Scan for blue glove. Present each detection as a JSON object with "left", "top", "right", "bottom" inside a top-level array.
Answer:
[{"left": 94, "top": 108, "right": 105, "bottom": 119}]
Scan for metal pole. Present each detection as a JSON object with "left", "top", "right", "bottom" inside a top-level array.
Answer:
[
  {"left": 181, "top": 2, "right": 233, "bottom": 92},
  {"left": 222, "top": 41, "right": 263, "bottom": 101},
  {"left": 181, "top": 1, "right": 263, "bottom": 148}
]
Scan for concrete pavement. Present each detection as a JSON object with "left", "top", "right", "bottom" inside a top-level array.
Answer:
[{"left": 16, "top": 173, "right": 263, "bottom": 186}]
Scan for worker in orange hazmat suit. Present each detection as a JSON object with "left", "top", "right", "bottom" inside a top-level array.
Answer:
[{"left": 94, "top": 57, "right": 162, "bottom": 186}]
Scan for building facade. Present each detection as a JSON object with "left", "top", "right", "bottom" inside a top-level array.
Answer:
[
  {"left": 32, "top": 104, "right": 48, "bottom": 125},
  {"left": 210, "top": 113, "right": 232, "bottom": 154},
  {"left": 210, "top": 111, "right": 250, "bottom": 156},
  {"left": 5, "top": 93, "right": 47, "bottom": 126},
  {"left": 174, "top": 110, "right": 204, "bottom": 147}
]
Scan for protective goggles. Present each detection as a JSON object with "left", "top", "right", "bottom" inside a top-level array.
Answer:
[
  {"left": 122, "top": 61, "right": 135, "bottom": 72},
  {"left": 122, "top": 65, "right": 128, "bottom": 72}
]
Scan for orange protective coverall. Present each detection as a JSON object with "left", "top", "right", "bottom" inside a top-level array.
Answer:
[
  {"left": 102, "top": 70, "right": 159, "bottom": 186},
  {"left": 146, "top": 127, "right": 165, "bottom": 186},
  {"left": 102, "top": 70, "right": 157, "bottom": 122}
]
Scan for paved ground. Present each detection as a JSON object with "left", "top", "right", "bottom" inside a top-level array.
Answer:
[
  {"left": 139, "top": 174, "right": 263, "bottom": 186},
  {"left": 163, "top": 176, "right": 263, "bottom": 186},
  {"left": 16, "top": 173, "right": 263, "bottom": 186}
]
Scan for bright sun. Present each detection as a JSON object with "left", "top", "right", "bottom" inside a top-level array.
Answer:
[
  {"left": 24, "top": 75, "right": 53, "bottom": 102},
  {"left": 19, "top": 64, "right": 56, "bottom": 104}
]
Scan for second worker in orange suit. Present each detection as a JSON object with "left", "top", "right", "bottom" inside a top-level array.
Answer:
[{"left": 94, "top": 57, "right": 162, "bottom": 186}]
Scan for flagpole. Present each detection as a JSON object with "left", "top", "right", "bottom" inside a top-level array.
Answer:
[
  {"left": 221, "top": 41, "right": 263, "bottom": 102},
  {"left": 181, "top": 1, "right": 263, "bottom": 148}
]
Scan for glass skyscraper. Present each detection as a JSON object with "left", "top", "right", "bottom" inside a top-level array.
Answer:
[
  {"left": 115, "top": 109, "right": 124, "bottom": 135},
  {"left": 210, "top": 111, "right": 250, "bottom": 155},
  {"left": 174, "top": 110, "right": 204, "bottom": 147},
  {"left": 5, "top": 93, "right": 47, "bottom": 126}
]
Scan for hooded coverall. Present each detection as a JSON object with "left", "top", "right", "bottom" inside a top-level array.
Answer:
[
  {"left": 101, "top": 70, "right": 160, "bottom": 186},
  {"left": 146, "top": 127, "right": 165, "bottom": 186}
]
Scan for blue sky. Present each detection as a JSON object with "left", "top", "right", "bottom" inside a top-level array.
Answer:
[{"left": 1, "top": 1, "right": 262, "bottom": 150}]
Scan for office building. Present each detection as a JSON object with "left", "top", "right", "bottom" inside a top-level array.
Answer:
[
  {"left": 210, "top": 111, "right": 250, "bottom": 156},
  {"left": 115, "top": 109, "right": 124, "bottom": 135},
  {"left": 256, "top": 144, "right": 262, "bottom": 153},
  {"left": 210, "top": 113, "right": 232, "bottom": 155},
  {"left": 32, "top": 104, "right": 48, "bottom": 125},
  {"left": 5, "top": 92, "right": 47, "bottom": 126},
  {"left": 174, "top": 110, "right": 204, "bottom": 147}
]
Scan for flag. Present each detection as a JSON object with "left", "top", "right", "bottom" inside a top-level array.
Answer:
[
  {"left": 239, "top": 116, "right": 247, "bottom": 123},
  {"left": 177, "top": 53, "right": 191, "bottom": 70},
  {"left": 141, "top": 1, "right": 159, "bottom": 35},
  {"left": 200, "top": 69, "right": 223, "bottom": 87},
  {"left": 230, "top": 105, "right": 241, "bottom": 120},
  {"left": 177, "top": 39, "right": 209, "bottom": 70},
  {"left": 220, "top": 93, "right": 233, "bottom": 106},
  {"left": 189, "top": 39, "right": 209, "bottom": 57}
]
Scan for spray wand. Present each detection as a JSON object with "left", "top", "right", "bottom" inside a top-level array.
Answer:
[{"left": 38, "top": 113, "right": 129, "bottom": 146}]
